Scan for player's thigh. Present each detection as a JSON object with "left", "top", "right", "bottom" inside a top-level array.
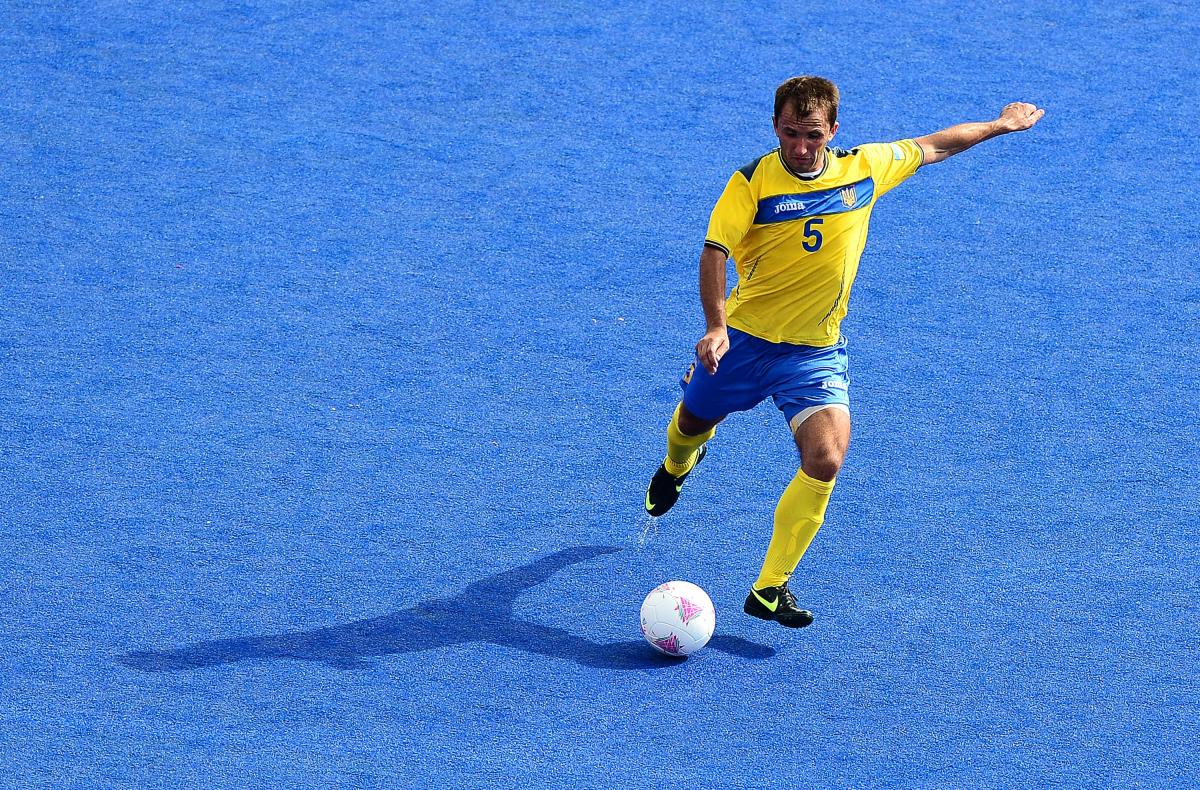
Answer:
[{"left": 793, "top": 405, "right": 851, "bottom": 462}]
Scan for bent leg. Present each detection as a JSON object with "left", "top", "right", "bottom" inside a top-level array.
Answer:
[{"left": 650, "top": 327, "right": 765, "bottom": 515}]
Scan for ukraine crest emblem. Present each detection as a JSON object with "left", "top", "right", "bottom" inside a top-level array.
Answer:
[{"left": 840, "top": 185, "right": 857, "bottom": 207}]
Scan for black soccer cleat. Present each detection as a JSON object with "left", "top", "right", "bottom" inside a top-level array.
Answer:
[
  {"left": 743, "top": 583, "right": 814, "bottom": 628},
  {"left": 644, "top": 444, "right": 708, "bottom": 517}
]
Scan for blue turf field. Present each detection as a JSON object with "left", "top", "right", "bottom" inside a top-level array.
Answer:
[{"left": 3, "top": 1, "right": 1199, "bottom": 786}]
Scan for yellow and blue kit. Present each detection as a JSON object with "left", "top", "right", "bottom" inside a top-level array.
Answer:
[
  {"left": 682, "top": 140, "right": 923, "bottom": 426},
  {"left": 705, "top": 140, "right": 924, "bottom": 347}
]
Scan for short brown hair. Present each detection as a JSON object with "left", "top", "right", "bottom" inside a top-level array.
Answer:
[{"left": 774, "top": 76, "right": 839, "bottom": 125}]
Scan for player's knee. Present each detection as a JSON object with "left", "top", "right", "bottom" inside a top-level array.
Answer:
[
  {"left": 802, "top": 451, "right": 843, "bottom": 482},
  {"left": 678, "top": 404, "right": 721, "bottom": 436}
]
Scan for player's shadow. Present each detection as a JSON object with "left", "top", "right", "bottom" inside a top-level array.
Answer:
[{"left": 118, "top": 545, "right": 776, "bottom": 672}]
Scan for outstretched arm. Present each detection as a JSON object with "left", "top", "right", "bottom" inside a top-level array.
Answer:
[{"left": 915, "top": 102, "right": 1045, "bottom": 166}]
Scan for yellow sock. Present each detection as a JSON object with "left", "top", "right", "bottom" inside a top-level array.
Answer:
[
  {"left": 663, "top": 403, "right": 715, "bottom": 476},
  {"left": 753, "top": 469, "right": 836, "bottom": 589}
]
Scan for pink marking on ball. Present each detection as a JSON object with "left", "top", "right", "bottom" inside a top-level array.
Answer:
[
  {"left": 653, "top": 634, "right": 682, "bottom": 655},
  {"left": 676, "top": 597, "right": 704, "bottom": 625}
]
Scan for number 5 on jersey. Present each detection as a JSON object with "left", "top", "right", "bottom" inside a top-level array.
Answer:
[{"left": 803, "top": 218, "right": 823, "bottom": 252}]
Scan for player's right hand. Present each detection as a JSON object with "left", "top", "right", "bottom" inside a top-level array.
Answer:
[{"left": 695, "top": 328, "right": 729, "bottom": 375}]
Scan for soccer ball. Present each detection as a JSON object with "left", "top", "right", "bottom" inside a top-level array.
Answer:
[{"left": 639, "top": 581, "right": 716, "bottom": 657}]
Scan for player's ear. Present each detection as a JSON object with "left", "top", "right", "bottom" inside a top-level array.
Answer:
[{"left": 829, "top": 120, "right": 839, "bottom": 138}]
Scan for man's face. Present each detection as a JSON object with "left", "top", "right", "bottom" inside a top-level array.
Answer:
[{"left": 773, "top": 103, "right": 839, "bottom": 174}]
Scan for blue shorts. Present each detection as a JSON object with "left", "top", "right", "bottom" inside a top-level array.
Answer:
[{"left": 681, "top": 327, "right": 850, "bottom": 430}]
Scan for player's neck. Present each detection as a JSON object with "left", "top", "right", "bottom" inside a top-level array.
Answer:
[
  {"left": 779, "top": 148, "right": 828, "bottom": 180},
  {"left": 800, "top": 149, "right": 827, "bottom": 176}
]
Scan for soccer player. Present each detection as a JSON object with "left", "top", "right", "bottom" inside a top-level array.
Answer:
[{"left": 645, "top": 76, "right": 1044, "bottom": 628}]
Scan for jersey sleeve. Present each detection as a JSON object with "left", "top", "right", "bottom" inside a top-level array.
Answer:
[
  {"left": 857, "top": 139, "right": 924, "bottom": 198},
  {"left": 704, "top": 171, "right": 756, "bottom": 257}
]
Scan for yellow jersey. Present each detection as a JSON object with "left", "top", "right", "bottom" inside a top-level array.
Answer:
[{"left": 704, "top": 140, "right": 923, "bottom": 346}]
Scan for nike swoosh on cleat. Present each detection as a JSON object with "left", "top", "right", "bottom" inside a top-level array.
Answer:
[
  {"left": 645, "top": 491, "right": 655, "bottom": 512},
  {"left": 751, "top": 589, "right": 779, "bottom": 612}
]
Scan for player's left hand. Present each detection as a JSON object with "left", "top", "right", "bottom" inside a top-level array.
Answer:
[{"left": 996, "top": 102, "right": 1045, "bottom": 133}]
